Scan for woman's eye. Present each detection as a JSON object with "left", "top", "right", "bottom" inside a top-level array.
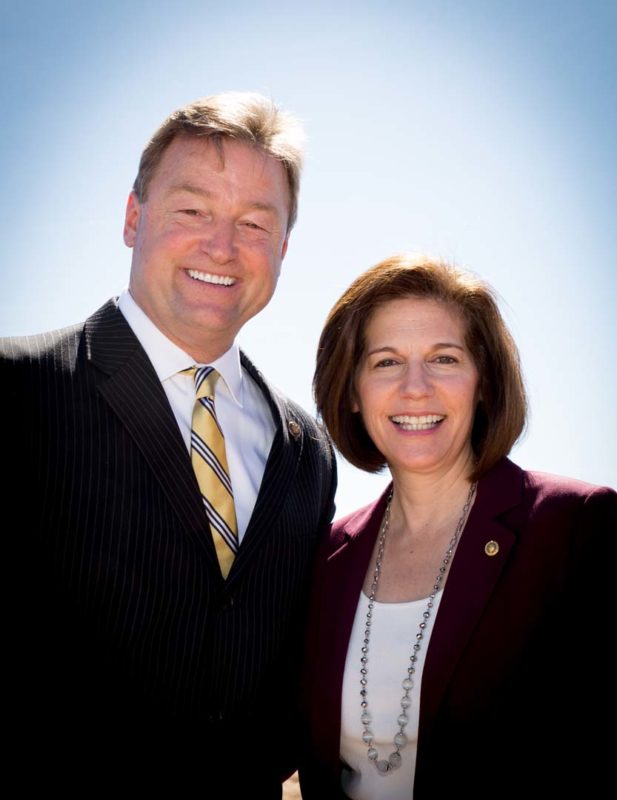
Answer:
[
  {"left": 375, "top": 358, "right": 398, "bottom": 368},
  {"left": 433, "top": 355, "right": 456, "bottom": 364}
]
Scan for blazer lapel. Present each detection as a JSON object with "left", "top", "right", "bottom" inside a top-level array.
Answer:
[
  {"left": 229, "top": 352, "right": 305, "bottom": 577},
  {"left": 419, "top": 459, "right": 524, "bottom": 740},
  {"left": 84, "top": 301, "right": 218, "bottom": 567},
  {"left": 317, "top": 490, "right": 391, "bottom": 714}
]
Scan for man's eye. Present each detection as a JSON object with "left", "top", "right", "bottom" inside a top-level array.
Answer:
[
  {"left": 242, "top": 221, "right": 264, "bottom": 231},
  {"left": 180, "top": 209, "right": 200, "bottom": 216}
]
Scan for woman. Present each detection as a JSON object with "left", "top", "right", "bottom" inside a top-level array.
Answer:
[{"left": 299, "top": 254, "right": 616, "bottom": 799}]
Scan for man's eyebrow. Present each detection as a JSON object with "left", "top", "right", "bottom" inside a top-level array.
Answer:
[
  {"left": 168, "top": 182, "right": 279, "bottom": 214},
  {"left": 168, "top": 182, "right": 213, "bottom": 198}
]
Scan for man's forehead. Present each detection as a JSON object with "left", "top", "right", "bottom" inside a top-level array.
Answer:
[
  {"left": 162, "top": 134, "right": 278, "bottom": 173},
  {"left": 147, "top": 135, "right": 290, "bottom": 215}
]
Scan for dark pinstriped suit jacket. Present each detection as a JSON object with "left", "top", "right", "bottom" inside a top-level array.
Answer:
[{"left": 2, "top": 300, "right": 336, "bottom": 795}]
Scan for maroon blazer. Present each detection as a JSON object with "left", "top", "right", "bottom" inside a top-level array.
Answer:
[{"left": 300, "top": 458, "right": 616, "bottom": 798}]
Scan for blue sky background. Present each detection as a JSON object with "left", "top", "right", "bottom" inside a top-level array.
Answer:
[{"left": 1, "top": 0, "right": 615, "bottom": 514}]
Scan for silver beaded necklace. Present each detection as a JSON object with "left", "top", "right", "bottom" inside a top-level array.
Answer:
[{"left": 360, "top": 481, "right": 477, "bottom": 775}]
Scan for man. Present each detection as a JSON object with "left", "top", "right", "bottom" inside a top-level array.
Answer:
[{"left": 3, "top": 92, "right": 336, "bottom": 795}]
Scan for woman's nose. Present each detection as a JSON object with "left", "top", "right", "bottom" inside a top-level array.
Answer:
[{"left": 400, "top": 362, "right": 432, "bottom": 398}]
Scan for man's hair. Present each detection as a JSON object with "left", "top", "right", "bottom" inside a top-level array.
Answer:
[
  {"left": 133, "top": 92, "right": 305, "bottom": 231},
  {"left": 314, "top": 253, "right": 528, "bottom": 481}
]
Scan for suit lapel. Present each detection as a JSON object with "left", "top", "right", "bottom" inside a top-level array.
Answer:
[
  {"left": 317, "top": 491, "right": 391, "bottom": 714},
  {"left": 84, "top": 311, "right": 312, "bottom": 576},
  {"left": 84, "top": 301, "right": 219, "bottom": 567},
  {"left": 419, "top": 459, "right": 524, "bottom": 740},
  {"left": 229, "top": 352, "right": 305, "bottom": 577}
]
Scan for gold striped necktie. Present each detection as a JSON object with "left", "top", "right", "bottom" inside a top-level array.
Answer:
[{"left": 186, "top": 366, "right": 238, "bottom": 578}]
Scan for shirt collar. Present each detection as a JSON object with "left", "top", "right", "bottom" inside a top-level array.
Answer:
[{"left": 117, "top": 288, "right": 243, "bottom": 407}]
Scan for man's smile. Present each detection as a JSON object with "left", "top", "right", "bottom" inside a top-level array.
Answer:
[{"left": 186, "top": 269, "right": 236, "bottom": 286}]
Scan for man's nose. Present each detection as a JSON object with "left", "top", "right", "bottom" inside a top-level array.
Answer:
[{"left": 200, "top": 220, "right": 236, "bottom": 263}]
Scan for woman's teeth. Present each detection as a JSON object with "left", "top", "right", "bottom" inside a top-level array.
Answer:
[{"left": 391, "top": 414, "right": 444, "bottom": 431}]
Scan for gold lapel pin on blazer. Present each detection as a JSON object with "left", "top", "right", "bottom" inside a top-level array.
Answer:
[
  {"left": 288, "top": 420, "right": 301, "bottom": 440},
  {"left": 484, "top": 540, "right": 499, "bottom": 556}
]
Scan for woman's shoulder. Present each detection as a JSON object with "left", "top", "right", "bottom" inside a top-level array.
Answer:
[
  {"left": 314, "top": 485, "right": 392, "bottom": 563},
  {"left": 488, "top": 457, "right": 616, "bottom": 521},
  {"left": 522, "top": 466, "right": 615, "bottom": 506},
  {"left": 330, "top": 484, "right": 392, "bottom": 535}
]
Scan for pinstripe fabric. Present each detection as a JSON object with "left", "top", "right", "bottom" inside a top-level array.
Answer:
[{"left": 2, "top": 300, "right": 337, "bottom": 793}]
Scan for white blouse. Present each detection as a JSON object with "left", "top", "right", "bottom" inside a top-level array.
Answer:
[{"left": 340, "top": 590, "right": 443, "bottom": 800}]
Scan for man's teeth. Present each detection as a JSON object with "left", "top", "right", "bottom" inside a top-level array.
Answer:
[
  {"left": 187, "top": 269, "right": 236, "bottom": 286},
  {"left": 391, "top": 414, "right": 445, "bottom": 431}
]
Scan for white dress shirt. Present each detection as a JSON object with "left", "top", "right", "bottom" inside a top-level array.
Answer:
[{"left": 117, "top": 289, "right": 276, "bottom": 542}]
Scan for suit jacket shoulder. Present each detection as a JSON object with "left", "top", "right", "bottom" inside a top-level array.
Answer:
[
  {"left": 471, "top": 457, "right": 616, "bottom": 562},
  {"left": 0, "top": 319, "right": 83, "bottom": 360},
  {"left": 0, "top": 299, "right": 145, "bottom": 398},
  {"left": 0, "top": 317, "right": 85, "bottom": 401},
  {"left": 521, "top": 463, "right": 616, "bottom": 524}
]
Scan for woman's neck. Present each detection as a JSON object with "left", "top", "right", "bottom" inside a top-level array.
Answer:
[{"left": 389, "top": 458, "right": 476, "bottom": 540}]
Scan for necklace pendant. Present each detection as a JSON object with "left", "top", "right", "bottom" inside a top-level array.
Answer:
[{"left": 374, "top": 751, "right": 402, "bottom": 775}]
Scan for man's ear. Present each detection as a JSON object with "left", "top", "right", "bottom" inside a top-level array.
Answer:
[
  {"left": 123, "top": 191, "right": 141, "bottom": 247},
  {"left": 281, "top": 234, "right": 289, "bottom": 260}
]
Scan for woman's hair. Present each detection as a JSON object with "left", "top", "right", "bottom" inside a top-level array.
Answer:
[{"left": 314, "top": 253, "right": 527, "bottom": 480}]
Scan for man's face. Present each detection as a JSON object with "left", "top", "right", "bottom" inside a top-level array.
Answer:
[{"left": 124, "top": 135, "right": 290, "bottom": 361}]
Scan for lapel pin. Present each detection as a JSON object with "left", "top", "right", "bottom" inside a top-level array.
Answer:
[
  {"left": 484, "top": 540, "right": 499, "bottom": 556},
  {"left": 288, "top": 420, "right": 301, "bottom": 440}
]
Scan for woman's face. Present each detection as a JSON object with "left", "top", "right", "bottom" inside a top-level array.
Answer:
[{"left": 354, "top": 296, "right": 480, "bottom": 481}]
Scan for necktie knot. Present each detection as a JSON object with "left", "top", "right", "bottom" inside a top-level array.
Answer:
[{"left": 183, "top": 365, "right": 219, "bottom": 400}]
